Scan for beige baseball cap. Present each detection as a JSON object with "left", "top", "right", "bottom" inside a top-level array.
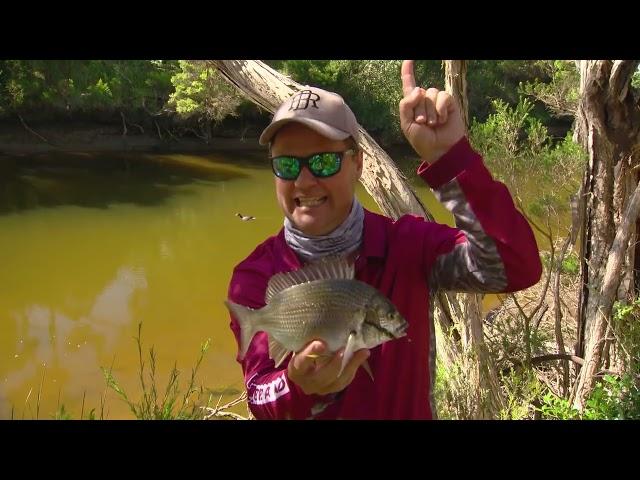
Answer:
[{"left": 259, "top": 86, "right": 361, "bottom": 146}]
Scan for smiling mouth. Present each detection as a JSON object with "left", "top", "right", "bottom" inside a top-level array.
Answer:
[{"left": 295, "top": 197, "right": 327, "bottom": 208}]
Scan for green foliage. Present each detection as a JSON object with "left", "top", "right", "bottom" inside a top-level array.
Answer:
[
  {"left": 539, "top": 391, "right": 581, "bottom": 419},
  {"left": 168, "top": 60, "right": 242, "bottom": 124},
  {"left": 52, "top": 403, "right": 72, "bottom": 420},
  {"left": 470, "top": 96, "right": 586, "bottom": 230},
  {"left": 0, "top": 60, "right": 177, "bottom": 116},
  {"left": 561, "top": 253, "right": 580, "bottom": 275},
  {"left": 433, "top": 352, "right": 476, "bottom": 420},
  {"left": 222, "top": 60, "right": 579, "bottom": 145},
  {"left": 612, "top": 298, "right": 640, "bottom": 372},
  {"left": 0, "top": 60, "right": 580, "bottom": 145},
  {"left": 520, "top": 60, "right": 580, "bottom": 118},
  {"left": 0, "top": 60, "right": 28, "bottom": 111},
  {"left": 630, "top": 69, "right": 639, "bottom": 89},
  {"left": 467, "top": 60, "right": 551, "bottom": 122},
  {"left": 537, "top": 298, "right": 640, "bottom": 420},
  {"left": 278, "top": 60, "right": 442, "bottom": 144},
  {"left": 470, "top": 97, "right": 537, "bottom": 162},
  {"left": 487, "top": 304, "right": 552, "bottom": 369},
  {"left": 102, "top": 323, "right": 212, "bottom": 420},
  {"left": 499, "top": 369, "right": 544, "bottom": 420},
  {"left": 540, "top": 374, "right": 640, "bottom": 420},
  {"left": 584, "top": 374, "right": 640, "bottom": 419}
]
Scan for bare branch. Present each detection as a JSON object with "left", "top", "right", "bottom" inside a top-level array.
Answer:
[
  {"left": 201, "top": 391, "right": 250, "bottom": 420},
  {"left": 553, "top": 235, "right": 572, "bottom": 395},
  {"left": 501, "top": 353, "right": 585, "bottom": 377},
  {"left": 18, "top": 114, "right": 50, "bottom": 144},
  {"left": 120, "top": 111, "right": 128, "bottom": 137}
]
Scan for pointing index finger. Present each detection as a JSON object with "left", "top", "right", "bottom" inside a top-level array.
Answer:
[{"left": 401, "top": 60, "right": 417, "bottom": 97}]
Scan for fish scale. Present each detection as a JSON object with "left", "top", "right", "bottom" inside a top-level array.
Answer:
[
  {"left": 265, "top": 281, "right": 375, "bottom": 342},
  {"left": 225, "top": 257, "right": 408, "bottom": 372}
]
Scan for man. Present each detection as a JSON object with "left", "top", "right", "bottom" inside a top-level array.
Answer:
[{"left": 227, "top": 60, "right": 542, "bottom": 419}]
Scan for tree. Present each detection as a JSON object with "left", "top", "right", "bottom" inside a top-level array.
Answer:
[
  {"left": 437, "top": 60, "right": 505, "bottom": 419},
  {"left": 168, "top": 61, "right": 243, "bottom": 142},
  {"left": 520, "top": 60, "right": 580, "bottom": 119},
  {"left": 572, "top": 60, "right": 640, "bottom": 409},
  {"left": 0, "top": 60, "right": 177, "bottom": 116}
]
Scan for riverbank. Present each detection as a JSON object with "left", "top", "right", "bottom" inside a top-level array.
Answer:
[
  {"left": 0, "top": 120, "right": 268, "bottom": 155},
  {"left": 0, "top": 119, "right": 409, "bottom": 156}
]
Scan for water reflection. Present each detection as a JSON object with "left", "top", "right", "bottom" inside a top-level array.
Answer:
[
  {"left": 0, "top": 264, "right": 147, "bottom": 416},
  {"left": 88, "top": 266, "right": 147, "bottom": 348},
  {"left": 0, "top": 151, "right": 259, "bottom": 215}
]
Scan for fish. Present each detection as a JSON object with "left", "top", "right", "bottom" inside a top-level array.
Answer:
[{"left": 224, "top": 256, "right": 408, "bottom": 379}]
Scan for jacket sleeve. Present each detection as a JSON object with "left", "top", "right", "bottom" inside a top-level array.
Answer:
[
  {"left": 417, "top": 136, "right": 542, "bottom": 293},
  {"left": 227, "top": 266, "right": 337, "bottom": 419}
]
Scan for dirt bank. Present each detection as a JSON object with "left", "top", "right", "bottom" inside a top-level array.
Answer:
[{"left": 0, "top": 119, "right": 267, "bottom": 155}]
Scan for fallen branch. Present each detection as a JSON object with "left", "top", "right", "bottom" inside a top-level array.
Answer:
[
  {"left": 533, "top": 303, "right": 549, "bottom": 331},
  {"left": 17, "top": 114, "right": 50, "bottom": 144},
  {"left": 120, "top": 111, "right": 128, "bottom": 137},
  {"left": 531, "top": 354, "right": 584, "bottom": 366},
  {"left": 501, "top": 353, "right": 585, "bottom": 377},
  {"left": 201, "top": 391, "right": 249, "bottom": 420},
  {"left": 119, "top": 111, "right": 144, "bottom": 135}
]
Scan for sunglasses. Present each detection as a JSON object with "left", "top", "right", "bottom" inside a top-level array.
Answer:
[{"left": 270, "top": 149, "right": 357, "bottom": 180}]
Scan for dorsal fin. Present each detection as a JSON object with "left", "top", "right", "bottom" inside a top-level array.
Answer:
[{"left": 264, "top": 256, "right": 355, "bottom": 303}]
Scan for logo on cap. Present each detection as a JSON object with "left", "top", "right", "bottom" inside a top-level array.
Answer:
[{"left": 289, "top": 89, "right": 320, "bottom": 111}]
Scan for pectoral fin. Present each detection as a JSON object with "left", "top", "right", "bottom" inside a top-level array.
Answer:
[
  {"left": 361, "top": 360, "right": 374, "bottom": 382},
  {"left": 338, "top": 331, "right": 358, "bottom": 378},
  {"left": 269, "top": 337, "right": 292, "bottom": 368}
]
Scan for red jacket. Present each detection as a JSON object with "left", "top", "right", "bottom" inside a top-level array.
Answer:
[{"left": 227, "top": 137, "right": 542, "bottom": 419}]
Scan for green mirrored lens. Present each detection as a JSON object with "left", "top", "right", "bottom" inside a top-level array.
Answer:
[
  {"left": 273, "top": 156, "right": 300, "bottom": 179},
  {"left": 309, "top": 153, "right": 341, "bottom": 177}
]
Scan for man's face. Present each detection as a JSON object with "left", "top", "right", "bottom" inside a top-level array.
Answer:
[{"left": 271, "top": 123, "right": 362, "bottom": 236}]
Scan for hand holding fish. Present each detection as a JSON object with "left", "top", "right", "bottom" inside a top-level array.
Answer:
[
  {"left": 287, "top": 340, "right": 371, "bottom": 395},
  {"left": 226, "top": 258, "right": 408, "bottom": 398},
  {"left": 399, "top": 60, "right": 466, "bottom": 164}
]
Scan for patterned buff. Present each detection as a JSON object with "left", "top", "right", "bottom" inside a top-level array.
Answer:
[{"left": 284, "top": 198, "right": 364, "bottom": 262}]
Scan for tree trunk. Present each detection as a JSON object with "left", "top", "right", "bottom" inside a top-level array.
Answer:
[
  {"left": 443, "top": 60, "right": 504, "bottom": 418},
  {"left": 574, "top": 180, "right": 640, "bottom": 408},
  {"left": 572, "top": 60, "right": 640, "bottom": 409},
  {"left": 444, "top": 61, "right": 470, "bottom": 132}
]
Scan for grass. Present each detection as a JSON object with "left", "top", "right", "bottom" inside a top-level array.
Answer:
[
  {"left": 7, "top": 322, "right": 249, "bottom": 420},
  {"left": 101, "top": 322, "right": 214, "bottom": 419}
]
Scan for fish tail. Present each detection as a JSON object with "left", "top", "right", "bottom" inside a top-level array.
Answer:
[{"left": 225, "top": 300, "right": 259, "bottom": 360}]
